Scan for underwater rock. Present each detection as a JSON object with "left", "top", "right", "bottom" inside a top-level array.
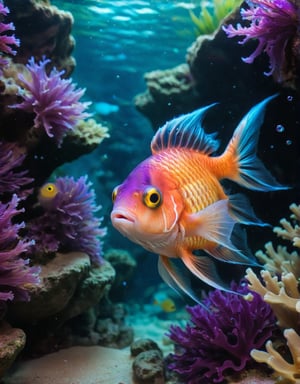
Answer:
[
  {"left": 134, "top": 64, "right": 200, "bottom": 129},
  {"left": 132, "top": 349, "right": 165, "bottom": 384},
  {"left": 131, "top": 338, "right": 162, "bottom": 358},
  {"left": 0, "top": 322, "right": 26, "bottom": 378},
  {"left": 7, "top": 252, "right": 113, "bottom": 324},
  {"left": 96, "top": 303, "right": 134, "bottom": 349},
  {"left": 5, "top": 0, "right": 75, "bottom": 76},
  {"left": 104, "top": 248, "right": 137, "bottom": 300}
]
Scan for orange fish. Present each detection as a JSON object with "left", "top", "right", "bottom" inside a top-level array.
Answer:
[{"left": 111, "top": 95, "right": 286, "bottom": 303}]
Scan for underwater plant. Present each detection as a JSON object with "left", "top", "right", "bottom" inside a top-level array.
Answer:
[
  {"left": 0, "top": 141, "right": 33, "bottom": 196},
  {"left": 189, "top": 0, "right": 242, "bottom": 36},
  {"left": 167, "top": 284, "right": 276, "bottom": 383},
  {"left": 27, "top": 176, "right": 106, "bottom": 265},
  {"left": 0, "top": 2, "right": 19, "bottom": 73},
  {"left": 0, "top": 194, "right": 40, "bottom": 304},
  {"left": 223, "top": 0, "right": 300, "bottom": 81},
  {"left": 12, "top": 57, "right": 90, "bottom": 146}
]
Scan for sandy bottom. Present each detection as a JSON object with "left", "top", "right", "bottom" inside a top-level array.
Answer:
[{"left": 3, "top": 346, "right": 134, "bottom": 384}]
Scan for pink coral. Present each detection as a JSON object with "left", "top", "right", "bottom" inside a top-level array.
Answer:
[{"left": 0, "top": 2, "right": 19, "bottom": 72}]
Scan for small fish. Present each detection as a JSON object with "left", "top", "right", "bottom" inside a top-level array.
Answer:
[
  {"left": 153, "top": 292, "right": 176, "bottom": 313},
  {"left": 111, "top": 96, "right": 287, "bottom": 303},
  {"left": 38, "top": 182, "right": 59, "bottom": 209}
]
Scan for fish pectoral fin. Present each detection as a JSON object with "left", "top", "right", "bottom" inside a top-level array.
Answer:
[
  {"left": 180, "top": 250, "right": 230, "bottom": 292},
  {"left": 158, "top": 255, "right": 205, "bottom": 306},
  {"left": 186, "top": 199, "right": 237, "bottom": 251}
]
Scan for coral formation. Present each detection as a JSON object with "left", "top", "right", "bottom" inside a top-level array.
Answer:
[
  {"left": 251, "top": 328, "right": 300, "bottom": 384},
  {"left": 223, "top": 0, "right": 300, "bottom": 86},
  {"left": 0, "top": 2, "right": 19, "bottom": 73},
  {"left": 12, "top": 56, "right": 90, "bottom": 146},
  {"left": 167, "top": 285, "right": 276, "bottom": 383},
  {"left": 27, "top": 176, "right": 106, "bottom": 265},
  {"left": 0, "top": 194, "right": 39, "bottom": 305}
]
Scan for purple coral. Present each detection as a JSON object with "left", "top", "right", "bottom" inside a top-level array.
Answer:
[
  {"left": 0, "top": 194, "right": 40, "bottom": 303},
  {"left": 0, "top": 2, "right": 19, "bottom": 72},
  {"left": 0, "top": 141, "right": 33, "bottom": 197},
  {"left": 13, "top": 57, "right": 90, "bottom": 146},
  {"left": 27, "top": 176, "right": 106, "bottom": 265},
  {"left": 167, "top": 284, "right": 276, "bottom": 383},
  {"left": 223, "top": 0, "right": 299, "bottom": 79}
]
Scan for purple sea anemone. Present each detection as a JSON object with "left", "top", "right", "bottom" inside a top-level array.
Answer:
[
  {"left": 27, "top": 176, "right": 106, "bottom": 265},
  {"left": 0, "top": 2, "right": 19, "bottom": 72},
  {"left": 167, "top": 284, "right": 276, "bottom": 383},
  {"left": 0, "top": 194, "right": 40, "bottom": 303},
  {"left": 223, "top": 0, "right": 299, "bottom": 80},
  {"left": 0, "top": 141, "right": 33, "bottom": 197},
  {"left": 12, "top": 57, "right": 90, "bottom": 146}
]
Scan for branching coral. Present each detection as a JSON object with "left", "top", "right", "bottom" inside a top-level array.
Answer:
[
  {"left": 246, "top": 268, "right": 300, "bottom": 329},
  {"left": 189, "top": 0, "right": 242, "bottom": 36},
  {"left": 223, "top": 0, "right": 300, "bottom": 83},
  {"left": 274, "top": 203, "right": 300, "bottom": 248},
  {"left": 12, "top": 56, "right": 90, "bottom": 146},
  {"left": 167, "top": 284, "right": 276, "bottom": 383},
  {"left": 251, "top": 328, "right": 300, "bottom": 383},
  {"left": 0, "top": 141, "right": 33, "bottom": 197},
  {"left": 0, "top": 2, "right": 19, "bottom": 73},
  {"left": 27, "top": 176, "right": 106, "bottom": 265},
  {"left": 0, "top": 194, "right": 40, "bottom": 303}
]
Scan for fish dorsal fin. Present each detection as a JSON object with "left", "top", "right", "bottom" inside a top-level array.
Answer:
[{"left": 151, "top": 104, "right": 220, "bottom": 155}]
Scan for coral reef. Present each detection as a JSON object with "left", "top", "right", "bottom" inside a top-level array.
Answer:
[
  {"left": 167, "top": 285, "right": 276, "bottom": 383},
  {"left": 11, "top": 57, "right": 90, "bottom": 146},
  {"left": 223, "top": 0, "right": 300, "bottom": 87},
  {"left": 27, "top": 176, "right": 106, "bottom": 265},
  {"left": 0, "top": 2, "right": 19, "bottom": 73}
]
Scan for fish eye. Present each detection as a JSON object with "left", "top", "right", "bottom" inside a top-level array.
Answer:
[
  {"left": 40, "top": 183, "right": 58, "bottom": 199},
  {"left": 112, "top": 186, "right": 119, "bottom": 203},
  {"left": 143, "top": 187, "right": 162, "bottom": 209}
]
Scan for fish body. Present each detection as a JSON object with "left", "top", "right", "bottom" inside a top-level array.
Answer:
[
  {"left": 153, "top": 291, "right": 176, "bottom": 313},
  {"left": 111, "top": 96, "right": 287, "bottom": 303}
]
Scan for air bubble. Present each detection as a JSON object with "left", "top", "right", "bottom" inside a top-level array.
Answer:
[
  {"left": 275, "top": 124, "right": 285, "bottom": 133},
  {"left": 287, "top": 95, "right": 293, "bottom": 102},
  {"left": 286, "top": 139, "right": 292, "bottom": 146}
]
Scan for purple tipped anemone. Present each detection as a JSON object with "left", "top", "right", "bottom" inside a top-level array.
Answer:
[
  {"left": 167, "top": 284, "right": 276, "bottom": 383},
  {"left": 0, "top": 194, "right": 40, "bottom": 304},
  {"left": 27, "top": 176, "right": 106, "bottom": 264},
  {"left": 223, "top": 0, "right": 299, "bottom": 80},
  {"left": 12, "top": 57, "right": 90, "bottom": 146},
  {"left": 0, "top": 2, "right": 19, "bottom": 72},
  {"left": 0, "top": 141, "right": 33, "bottom": 197}
]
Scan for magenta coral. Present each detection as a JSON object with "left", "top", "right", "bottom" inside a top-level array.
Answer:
[
  {"left": 0, "top": 2, "right": 19, "bottom": 72},
  {"left": 0, "top": 194, "right": 40, "bottom": 303},
  {"left": 223, "top": 0, "right": 299, "bottom": 79},
  {"left": 28, "top": 176, "right": 106, "bottom": 264},
  {"left": 0, "top": 141, "right": 33, "bottom": 197},
  {"left": 167, "top": 284, "right": 276, "bottom": 383},
  {"left": 13, "top": 57, "right": 90, "bottom": 146}
]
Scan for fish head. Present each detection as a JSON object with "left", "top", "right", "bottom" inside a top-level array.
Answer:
[{"left": 111, "top": 157, "right": 184, "bottom": 247}]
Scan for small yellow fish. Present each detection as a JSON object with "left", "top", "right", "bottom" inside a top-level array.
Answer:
[
  {"left": 111, "top": 95, "right": 287, "bottom": 303},
  {"left": 153, "top": 292, "right": 176, "bottom": 313}
]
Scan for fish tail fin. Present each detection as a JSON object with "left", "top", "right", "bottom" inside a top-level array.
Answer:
[{"left": 219, "top": 95, "right": 289, "bottom": 192}]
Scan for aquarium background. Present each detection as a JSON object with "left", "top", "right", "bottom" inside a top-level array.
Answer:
[{"left": 51, "top": 0, "right": 197, "bottom": 297}]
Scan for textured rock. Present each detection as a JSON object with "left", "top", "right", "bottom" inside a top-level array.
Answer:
[
  {"left": 133, "top": 349, "right": 165, "bottom": 383},
  {"left": 131, "top": 338, "right": 162, "bottom": 358},
  {"left": 8, "top": 252, "right": 91, "bottom": 323},
  {"left": 0, "top": 322, "right": 26, "bottom": 378}
]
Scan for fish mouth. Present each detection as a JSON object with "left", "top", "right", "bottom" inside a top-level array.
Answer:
[{"left": 111, "top": 210, "right": 135, "bottom": 225}]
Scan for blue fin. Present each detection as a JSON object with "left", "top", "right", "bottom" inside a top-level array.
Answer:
[
  {"left": 228, "top": 193, "right": 269, "bottom": 226},
  {"left": 223, "top": 94, "right": 289, "bottom": 191},
  {"left": 151, "top": 104, "right": 220, "bottom": 155},
  {"left": 158, "top": 255, "right": 207, "bottom": 307}
]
